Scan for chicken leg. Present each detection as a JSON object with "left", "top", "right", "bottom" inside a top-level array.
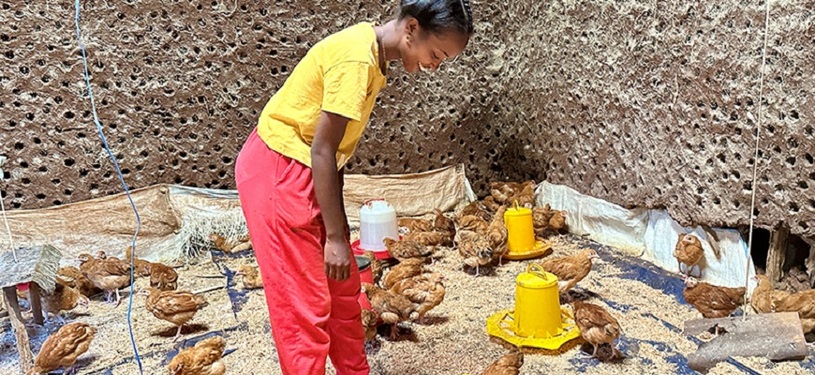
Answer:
[{"left": 173, "top": 325, "right": 184, "bottom": 342}]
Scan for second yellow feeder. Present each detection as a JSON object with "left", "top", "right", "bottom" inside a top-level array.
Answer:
[
  {"left": 486, "top": 264, "right": 581, "bottom": 351},
  {"left": 503, "top": 204, "right": 550, "bottom": 260}
]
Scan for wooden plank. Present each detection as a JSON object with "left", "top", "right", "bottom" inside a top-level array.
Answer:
[
  {"left": 28, "top": 282, "right": 44, "bottom": 325},
  {"left": 683, "top": 312, "right": 807, "bottom": 373},
  {"left": 767, "top": 226, "right": 789, "bottom": 283},
  {"left": 3, "top": 286, "right": 34, "bottom": 373}
]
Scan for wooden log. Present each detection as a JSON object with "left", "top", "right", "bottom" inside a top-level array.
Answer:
[
  {"left": 766, "top": 226, "right": 789, "bottom": 283},
  {"left": 3, "top": 286, "right": 34, "bottom": 373},
  {"left": 684, "top": 312, "right": 807, "bottom": 373},
  {"left": 28, "top": 282, "right": 44, "bottom": 325}
]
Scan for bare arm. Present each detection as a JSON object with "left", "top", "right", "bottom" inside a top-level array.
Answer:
[{"left": 312, "top": 111, "right": 351, "bottom": 280}]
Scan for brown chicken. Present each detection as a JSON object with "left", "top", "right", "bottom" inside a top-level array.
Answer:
[
  {"left": 361, "top": 282, "right": 417, "bottom": 340},
  {"left": 481, "top": 350, "right": 524, "bottom": 375},
  {"left": 383, "top": 237, "right": 433, "bottom": 261},
  {"left": 42, "top": 281, "right": 90, "bottom": 324},
  {"left": 771, "top": 286, "right": 815, "bottom": 334},
  {"left": 487, "top": 206, "right": 508, "bottom": 264},
  {"left": 58, "top": 266, "right": 102, "bottom": 297},
  {"left": 208, "top": 233, "right": 252, "bottom": 253},
  {"left": 509, "top": 183, "right": 535, "bottom": 208},
  {"left": 457, "top": 215, "right": 489, "bottom": 235},
  {"left": 362, "top": 251, "right": 383, "bottom": 286},
  {"left": 383, "top": 258, "right": 429, "bottom": 290},
  {"left": 488, "top": 182, "right": 515, "bottom": 203},
  {"left": 361, "top": 308, "right": 380, "bottom": 341},
  {"left": 390, "top": 272, "right": 445, "bottom": 321},
  {"left": 750, "top": 275, "right": 790, "bottom": 313},
  {"left": 78, "top": 253, "right": 132, "bottom": 306},
  {"left": 139, "top": 287, "right": 209, "bottom": 342},
  {"left": 532, "top": 205, "right": 552, "bottom": 236},
  {"left": 539, "top": 249, "right": 599, "bottom": 300},
  {"left": 433, "top": 208, "right": 456, "bottom": 239},
  {"left": 397, "top": 217, "right": 434, "bottom": 233},
  {"left": 457, "top": 230, "right": 494, "bottom": 276},
  {"left": 235, "top": 265, "right": 264, "bottom": 290},
  {"left": 573, "top": 300, "right": 623, "bottom": 358},
  {"left": 674, "top": 233, "right": 704, "bottom": 277},
  {"left": 125, "top": 245, "right": 153, "bottom": 277},
  {"left": 683, "top": 277, "right": 745, "bottom": 333},
  {"left": 548, "top": 210, "right": 567, "bottom": 232},
  {"left": 29, "top": 322, "right": 96, "bottom": 375},
  {"left": 482, "top": 196, "right": 502, "bottom": 213},
  {"left": 149, "top": 262, "right": 179, "bottom": 291},
  {"left": 167, "top": 336, "right": 227, "bottom": 375},
  {"left": 458, "top": 200, "right": 493, "bottom": 222},
  {"left": 404, "top": 230, "right": 450, "bottom": 247}
]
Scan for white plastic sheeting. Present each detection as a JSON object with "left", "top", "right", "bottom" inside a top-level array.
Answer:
[{"left": 536, "top": 181, "right": 756, "bottom": 294}]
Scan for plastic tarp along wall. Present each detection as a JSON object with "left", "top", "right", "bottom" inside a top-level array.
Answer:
[
  {"left": 0, "top": 165, "right": 473, "bottom": 265},
  {"left": 537, "top": 181, "right": 756, "bottom": 294}
]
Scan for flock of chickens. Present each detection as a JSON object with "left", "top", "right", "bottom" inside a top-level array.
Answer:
[
  {"left": 675, "top": 233, "right": 815, "bottom": 337},
  {"left": 9, "top": 178, "right": 814, "bottom": 374},
  {"left": 15, "top": 246, "right": 228, "bottom": 375}
]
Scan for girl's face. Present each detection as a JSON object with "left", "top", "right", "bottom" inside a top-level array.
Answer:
[{"left": 398, "top": 18, "right": 470, "bottom": 74}]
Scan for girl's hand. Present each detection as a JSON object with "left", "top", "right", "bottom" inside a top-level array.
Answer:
[{"left": 324, "top": 238, "right": 351, "bottom": 281}]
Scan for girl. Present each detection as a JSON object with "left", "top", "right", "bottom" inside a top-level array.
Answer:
[{"left": 235, "top": 1, "right": 473, "bottom": 374}]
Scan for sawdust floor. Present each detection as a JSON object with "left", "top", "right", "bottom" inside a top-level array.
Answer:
[{"left": 2, "top": 234, "right": 815, "bottom": 374}]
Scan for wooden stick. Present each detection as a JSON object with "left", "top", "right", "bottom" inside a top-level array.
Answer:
[
  {"left": 4, "top": 287, "right": 34, "bottom": 373},
  {"left": 28, "top": 283, "right": 44, "bottom": 325},
  {"left": 193, "top": 284, "right": 226, "bottom": 295}
]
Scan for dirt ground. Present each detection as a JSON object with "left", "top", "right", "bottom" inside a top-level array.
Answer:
[{"left": 2, "top": 233, "right": 814, "bottom": 374}]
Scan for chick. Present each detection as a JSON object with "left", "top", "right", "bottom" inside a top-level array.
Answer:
[
  {"left": 482, "top": 196, "right": 502, "bottom": 213},
  {"left": 674, "top": 233, "right": 704, "bottom": 277},
  {"left": 750, "top": 274, "right": 789, "bottom": 313},
  {"left": 149, "top": 262, "right": 179, "bottom": 291},
  {"left": 41, "top": 281, "right": 90, "bottom": 324},
  {"left": 396, "top": 217, "right": 434, "bottom": 233},
  {"left": 539, "top": 249, "right": 599, "bottom": 300},
  {"left": 362, "top": 251, "right": 383, "bottom": 286},
  {"left": 235, "top": 265, "right": 264, "bottom": 290},
  {"left": 383, "top": 258, "right": 429, "bottom": 290},
  {"left": 58, "top": 266, "right": 102, "bottom": 298},
  {"left": 573, "top": 300, "right": 622, "bottom": 359},
  {"left": 404, "top": 230, "right": 450, "bottom": 247},
  {"left": 383, "top": 237, "right": 433, "bottom": 261},
  {"left": 139, "top": 287, "right": 209, "bottom": 342},
  {"left": 433, "top": 208, "right": 456, "bottom": 240},
  {"left": 29, "top": 322, "right": 96, "bottom": 375},
  {"left": 457, "top": 215, "right": 489, "bottom": 235},
  {"left": 532, "top": 205, "right": 552, "bottom": 237},
  {"left": 208, "top": 233, "right": 252, "bottom": 253},
  {"left": 125, "top": 245, "right": 153, "bottom": 277},
  {"left": 167, "top": 336, "right": 227, "bottom": 375},
  {"left": 481, "top": 350, "right": 524, "bottom": 375},
  {"left": 361, "top": 283, "right": 417, "bottom": 340},
  {"left": 390, "top": 272, "right": 446, "bottom": 322},
  {"left": 547, "top": 210, "right": 567, "bottom": 233},
  {"left": 683, "top": 277, "right": 745, "bottom": 334},
  {"left": 770, "top": 285, "right": 815, "bottom": 334},
  {"left": 361, "top": 308, "right": 380, "bottom": 342},
  {"left": 457, "top": 200, "right": 492, "bottom": 222},
  {"left": 457, "top": 230, "right": 494, "bottom": 276},
  {"left": 487, "top": 206, "right": 508, "bottom": 264},
  {"left": 78, "top": 253, "right": 131, "bottom": 306}
]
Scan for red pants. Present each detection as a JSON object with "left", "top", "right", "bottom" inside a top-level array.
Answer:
[{"left": 235, "top": 128, "right": 369, "bottom": 375}]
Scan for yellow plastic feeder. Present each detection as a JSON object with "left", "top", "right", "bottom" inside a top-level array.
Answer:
[
  {"left": 486, "top": 264, "right": 580, "bottom": 351},
  {"left": 503, "top": 204, "right": 551, "bottom": 260}
]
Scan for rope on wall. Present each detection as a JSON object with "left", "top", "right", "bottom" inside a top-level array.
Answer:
[
  {"left": 74, "top": 1, "right": 144, "bottom": 372},
  {"left": 742, "top": 0, "right": 772, "bottom": 319}
]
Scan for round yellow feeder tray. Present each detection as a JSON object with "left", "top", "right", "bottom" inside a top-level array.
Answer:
[
  {"left": 487, "top": 265, "right": 581, "bottom": 351},
  {"left": 504, "top": 240, "right": 551, "bottom": 261},
  {"left": 503, "top": 204, "right": 553, "bottom": 260}
]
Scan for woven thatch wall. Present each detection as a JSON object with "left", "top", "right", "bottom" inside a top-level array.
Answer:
[
  {"left": 505, "top": 1, "right": 815, "bottom": 240},
  {"left": 2, "top": 1, "right": 814, "bottom": 239},
  {"left": 0, "top": 0, "right": 506, "bottom": 209}
]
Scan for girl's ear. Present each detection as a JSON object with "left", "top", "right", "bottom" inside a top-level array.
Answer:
[{"left": 404, "top": 17, "right": 419, "bottom": 42}]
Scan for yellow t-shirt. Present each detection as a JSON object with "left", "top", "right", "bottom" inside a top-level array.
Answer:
[{"left": 256, "top": 22, "right": 388, "bottom": 169}]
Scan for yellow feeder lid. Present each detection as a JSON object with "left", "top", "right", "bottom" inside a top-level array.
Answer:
[
  {"left": 504, "top": 206, "right": 532, "bottom": 216},
  {"left": 486, "top": 308, "right": 581, "bottom": 352},
  {"left": 516, "top": 268, "right": 557, "bottom": 289}
]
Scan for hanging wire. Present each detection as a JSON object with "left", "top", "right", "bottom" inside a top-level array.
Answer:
[{"left": 74, "top": 1, "right": 143, "bottom": 372}]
